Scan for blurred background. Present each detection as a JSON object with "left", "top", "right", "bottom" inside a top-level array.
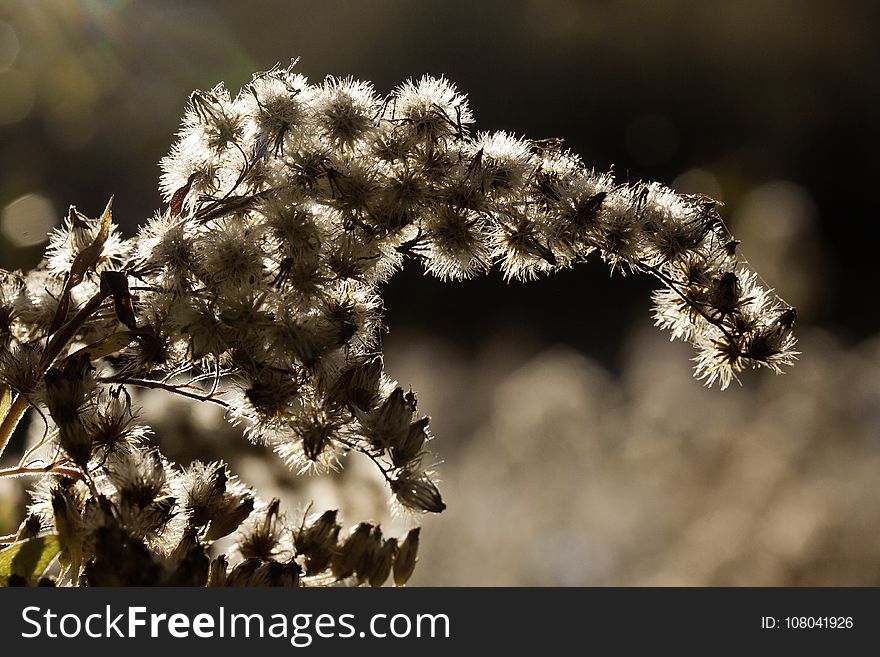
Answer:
[{"left": 1, "top": 0, "right": 879, "bottom": 584}]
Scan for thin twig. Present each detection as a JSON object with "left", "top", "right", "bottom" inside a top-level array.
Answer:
[
  {"left": 18, "top": 428, "right": 59, "bottom": 467},
  {"left": 337, "top": 435, "right": 394, "bottom": 484},
  {"left": 0, "top": 394, "right": 30, "bottom": 462},
  {"left": 0, "top": 464, "right": 84, "bottom": 481},
  {"left": 101, "top": 376, "right": 231, "bottom": 408},
  {"left": 638, "top": 261, "right": 741, "bottom": 351}
]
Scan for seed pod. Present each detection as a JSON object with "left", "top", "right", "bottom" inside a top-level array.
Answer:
[
  {"left": 393, "top": 527, "right": 421, "bottom": 586},
  {"left": 221, "top": 558, "right": 299, "bottom": 587},
  {"left": 141, "top": 497, "right": 176, "bottom": 535},
  {"left": 206, "top": 495, "right": 255, "bottom": 542},
  {"left": 224, "top": 558, "right": 262, "bottom": 587},
  {"left": 300, "top": 415, "right": 335, "bottom": 462},
  {"left": 391, "top": 473, "right": 446, "bottom": 513},
  {"left": 777, "top": 307, "right": 797, "bottom": 331},
  {"left": 88, "top": 386, "right": 136, "bottom": 454},
  {"left": 57, "top": 418, "right": 91, "bottom": 469},
  {"left": 710, "top": 271, "right": 740, "bottom": 318},
  {"left": 368, "top": 538, "right": 398, "bottom": 588},
  {"left": 187, "top": 463, "right": 228, "bottom": 528},
  {"left": 329, "top": 355, "right": 383, "bottom": 410},
  {"left": 0, "top": 342, "right": 43, "bottom": 396},
  {"left": 391, "top": 417, "right": 429, "bottom": 467},
  {"left": 332, "top": 522, "right": 374, "bottom": 580},
  {"left": 295, "top": 509, "right": 341, "bottom": 574},
  {"left": 44, "top": 353, "right": 93, "bottom": 422},
  {"left": 107, "top": 449, "right": 167, "bottom": 508},
  {"left": 50, "top": 482, "right": 83, "bottom": 556},
  {"left": 355, "top": 525, "right": 384, "bottom": 583},
  {"left": 84, "top": 523, "right": 162, "bottom": 586},
  {"left": 167, "top": 526, "right": 209, "bottom": 586},
  {"left": 45, "top": 353, "right": 95, "bottom": 468},
  {"left": 207, "top": 555, "right": 228, "bottom": 587},
  {"left": 279, "top": 560, "right": 302, "bottom": 587},
  {"left": 365, "top": 387, "right": 412, "bottom": 450},
  {"left": 238, "top": 498, "right": 282, "bottom": 559}
]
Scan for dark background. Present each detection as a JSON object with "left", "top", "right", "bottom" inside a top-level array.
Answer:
[{"left": 1, "top": 0, "right": 876, "bottom": 365}]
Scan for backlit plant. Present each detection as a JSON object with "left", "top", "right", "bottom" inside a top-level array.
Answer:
[{"left": 0, "top": 60, "right": 796, "bottom": 586}]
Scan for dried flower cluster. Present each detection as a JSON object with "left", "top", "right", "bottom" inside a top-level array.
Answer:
[{"left": 0, "top": 60, "right": 795, "bottom": 586}]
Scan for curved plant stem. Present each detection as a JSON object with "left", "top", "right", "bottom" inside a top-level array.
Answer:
[
  {"left": 0, "top": 464, "right": 83, "bottom": 481},
  {"left": 0, "top": 394, "right": 30, "bottom": 461}
]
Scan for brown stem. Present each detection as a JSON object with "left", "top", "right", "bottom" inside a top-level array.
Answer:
[
  {"left": 0, "top": 464, "right": 84, "bottom": 481},
  {"left": 337, "top": 435, "right": 394, "bottom": 484},
  {"left": 0, "top": 394, "right": 30, "bottom": 461},
  {"left": 101, "top": 376, "right": 231, "bottom": 408}
]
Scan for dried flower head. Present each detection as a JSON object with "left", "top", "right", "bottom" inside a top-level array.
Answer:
[{"left": 0, "top": 57, "right": 797, "bottom": 587}]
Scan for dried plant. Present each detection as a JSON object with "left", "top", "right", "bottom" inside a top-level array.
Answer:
[{"left": 0, "top": 60, "right": 796, "bottom": 586}]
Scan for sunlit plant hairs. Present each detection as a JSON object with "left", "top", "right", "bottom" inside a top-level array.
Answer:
[{"left": 0, "top": 60, "right": 796, "bottom": 586}]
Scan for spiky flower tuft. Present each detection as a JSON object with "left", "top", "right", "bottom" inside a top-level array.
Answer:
[{"left": 0, "top": 59, "right": 796, "bottom": 586}]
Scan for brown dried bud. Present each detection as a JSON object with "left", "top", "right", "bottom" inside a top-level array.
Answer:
[
  {"left": 329, "top": 354, "right": 383, "bottom": 410},
  {"left": 294, "top": 508, "right": 341, "bottom": 575},
  {"left": 393, "top": 527, "right": 421, "bottom": 586},
  {"left": 300, "top": 415, "right": 336, "bottom": 462},
  {"left": 57, "top": 418, "right": 91, "bottom": 469},
  {"left": 368, "top": 538, "right": 398, "bottom": 588},
  {"left": 224, "top": 558, "right": 300, "bottom": 587},
  {"left": 187, "top": 464, "right": 228, "bottom": 528},
  {"left": 391, "top": 473, "right": 446, "bottom": 513},
  {"left": 390, "top": 417, "right": 429, "bottom": 467},
  {"left": 332, "top": 522, "right": 374, "bottom": 580},
  {"left": 207, "top": 555, "right": 228, "bottom": 587},
  {"left": 44, "top": 352, "right": 94, "bottom": 423},
  {"left": 709, "top": 271, "right": 740, "bottom": 317},
  {"left": 206, "top": 495, "right": 255, "bottom": 542},
  {"left": 364, "top": 387, "right": 412, "bottom": 450},
  {"left": 238, "top": 498, "right": 282, "bottom": 559},
  {"left": 355, "top": 525, "right": 384, "bottom": 583}
]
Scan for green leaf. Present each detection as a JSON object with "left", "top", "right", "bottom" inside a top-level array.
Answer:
[{"left": 0, "top": 535, "right": 61, "bottom": 586}]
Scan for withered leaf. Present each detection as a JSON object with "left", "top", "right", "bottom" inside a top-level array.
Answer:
[
  {"left": 100, "top": 270, "right": 138, "bottom": 331},
  {"left": 48, "top": 197, "right": 114, "bottom": 335},
  {"left": 63, "top": 330, "right": 138, "bottom": 364},
  {"left": 169, "top": 172, "right": 199, "bottom": 218}
]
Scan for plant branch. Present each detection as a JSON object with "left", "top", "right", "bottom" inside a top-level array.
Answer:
[
  {"left": 100, "top": 376, "right": 231, "bottom": 408},
  {"left": 0, "top": 464, "right": 84, "bottom": 481},
  {"left": 0, "top": 394, "right": 31, "bottom": 462}
]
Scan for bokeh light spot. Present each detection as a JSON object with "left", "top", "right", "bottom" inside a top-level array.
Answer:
[
  {"left": 0, "top": 21, "right": 19, "bottom": 72},
  {"left": 0, "top": 69, "right": 35, "bottom": 124},
  {"left": 672, "top": 168, "right": 723, "bottom": 201},
  {"left": 1, "top": 194, "right": 58, "bottom": 247}
]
